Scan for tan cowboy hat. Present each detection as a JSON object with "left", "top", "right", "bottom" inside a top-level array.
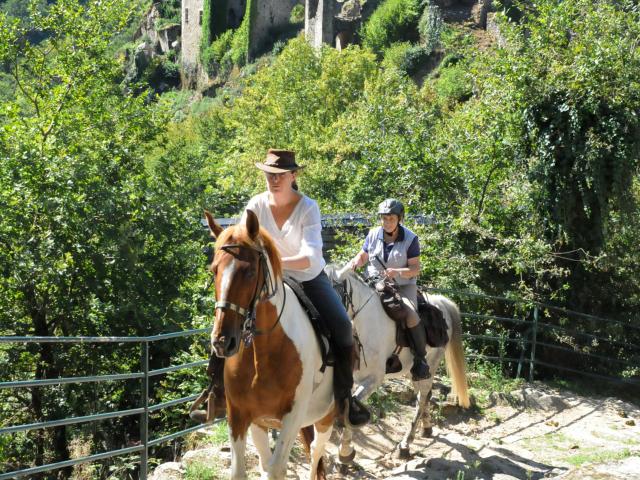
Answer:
[{"left": 255, "top": 149, "right": 304, "bottom": 173}]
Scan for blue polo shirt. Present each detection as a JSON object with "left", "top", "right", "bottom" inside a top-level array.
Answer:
[{"left": 362, "top": 225, "right": 420, "bottom": 263}]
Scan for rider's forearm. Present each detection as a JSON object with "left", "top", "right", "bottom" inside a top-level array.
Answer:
[
  {"left": 351, "top": 251, "right": 369, "bottom": 269},
  {"left": 281, "top": 254, "right": 311, "bottom": 271},
  {"left": 392, "top": 265, "right": 419, "bottom": 279}
]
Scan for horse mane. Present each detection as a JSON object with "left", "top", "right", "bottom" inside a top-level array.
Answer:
[{"left": 215, "top": 225, "right": 283, "bottom": 280}]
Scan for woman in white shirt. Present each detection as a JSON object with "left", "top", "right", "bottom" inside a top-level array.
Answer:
[
  {"left": 250, "top": 149, "right": 370, "bottom": 427},
  {"left": 202, "top": 149, "right": 370, "bottom": 428}
]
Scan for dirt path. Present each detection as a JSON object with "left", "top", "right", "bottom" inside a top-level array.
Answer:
[{"left": 151, "top": 380, "right": 640, "bottom": 480}]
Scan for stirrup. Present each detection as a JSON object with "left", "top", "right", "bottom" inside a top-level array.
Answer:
[{"left": 189, "top": 390, "right": 224, "bottom": 424}]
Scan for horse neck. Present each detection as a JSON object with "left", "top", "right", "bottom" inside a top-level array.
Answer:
[{"left": 348, "top": 274, "right": 382, "bottom": 331}]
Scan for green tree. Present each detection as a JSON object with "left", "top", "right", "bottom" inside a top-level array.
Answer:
[
  {"left": 481, "top": 0, "right": 640, "bottom": 310},
  {"left": 0, "top": 0, "right": 207, "bottom": 473}
]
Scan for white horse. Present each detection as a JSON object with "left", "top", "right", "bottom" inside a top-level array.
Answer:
[{"left": 325, "top": 264, "right": 471, "bottom": 460}]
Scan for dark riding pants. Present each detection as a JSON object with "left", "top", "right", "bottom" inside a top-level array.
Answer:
[{"left": 301, "top": 270, "right": 353, "bottom": 348}]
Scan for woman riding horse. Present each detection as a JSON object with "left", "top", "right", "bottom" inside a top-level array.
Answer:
[
  {"left": 348, "top": 198, "right": 430, "bottom": 381},
  {"left": 205, "top": 149, "right": 370, "bottom": 428}
]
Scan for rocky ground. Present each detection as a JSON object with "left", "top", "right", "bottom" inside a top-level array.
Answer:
[{"left": 151, "top": 379, "right": 640, "bottom": 480}]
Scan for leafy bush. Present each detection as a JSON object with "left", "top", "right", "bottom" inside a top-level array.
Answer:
[
  {"left": 0, "top": 71, "right": 15, "bottom": 104},
  {"left": 202, "top": 29, "right": 234, "bottom": 75},
  {"left": 382, "top": 42, "right": 430, "bottom": 75},
  {"left": 361, "top": 0, "right": 422, "bottom": 55},
  {"left": 434, "top": 64, "right": 472, "bottom": 104},
  {"left": 290, "top": 3, "right": 304, "bottom": 23}
]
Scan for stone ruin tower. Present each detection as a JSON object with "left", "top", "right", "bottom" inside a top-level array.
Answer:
[{"left": 181, "top": 0, "right": 361, "bottom": 84}]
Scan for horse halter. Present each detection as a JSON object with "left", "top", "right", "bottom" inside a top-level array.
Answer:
[{"left": 214, "top": 242, "right": 281, "bottom": 344}]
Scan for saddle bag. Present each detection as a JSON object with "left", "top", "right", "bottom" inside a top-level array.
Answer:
[
  {"left": 372, "top": 277, "right": 408, "bottom": 324},
  {"left": 417, "top": 290, "right": 449, "bottom": 348}
]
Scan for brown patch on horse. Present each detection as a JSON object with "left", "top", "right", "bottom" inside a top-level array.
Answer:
[
  {"left": 214, "top": 224, "right": 283, "bottom": 280},
  {"left": 315, "top": 407, "right": 337, "bottom": 434},
  {"left": 225, "top": 299, "right": 303, "bottom": 441}
]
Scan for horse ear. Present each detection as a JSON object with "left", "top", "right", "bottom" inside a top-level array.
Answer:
[
  {"left": 244, "top": 209, "right": 260, "bottom": 240},
  {"left": 204, "top": 210, "right": 223, "bottom": 239}
]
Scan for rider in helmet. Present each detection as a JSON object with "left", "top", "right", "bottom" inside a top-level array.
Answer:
[{"left": 348, "top": 198, "right": 430, "bottom": 381}]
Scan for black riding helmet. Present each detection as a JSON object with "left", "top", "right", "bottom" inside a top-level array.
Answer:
[{"left": 377, "top": 198, "right": 404, "bottom": 221}]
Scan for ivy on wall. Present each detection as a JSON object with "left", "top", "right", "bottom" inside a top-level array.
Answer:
[{"left": 200, "top": 0, "right": 228, "bottom": 54}]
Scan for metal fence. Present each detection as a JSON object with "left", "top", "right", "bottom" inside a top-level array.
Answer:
[
  {"left": 1, "top": 289, "right": 638, "bottom": 479},
  {"left": 0, "top": 329, "right": 215, "bottom": 480},
  {"left": 426, "top": 287, "right": 640, "bottom": 387}
]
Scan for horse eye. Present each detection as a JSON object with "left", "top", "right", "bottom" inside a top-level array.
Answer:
[{"left": 245, "top": 269, "right": 256, "bottom": 279}]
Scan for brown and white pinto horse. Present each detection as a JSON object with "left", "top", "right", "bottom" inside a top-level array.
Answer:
[{"left": 204, "top": 210, "right": 336, "bottom": 480}]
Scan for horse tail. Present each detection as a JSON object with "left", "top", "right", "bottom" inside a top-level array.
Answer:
[
  {"left": 299, "top": 425, "right": 326, "bottom": 480},
  {"left": 441, "top": 297, "right": 471, "bottom": 408}
]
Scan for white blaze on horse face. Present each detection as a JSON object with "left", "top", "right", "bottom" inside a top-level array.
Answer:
[
  {"left": 218, "top": 257, "right": 237, "bottom": 302},
  {"left": 211, "top": 258, "right": 237, "bottom": 347}
]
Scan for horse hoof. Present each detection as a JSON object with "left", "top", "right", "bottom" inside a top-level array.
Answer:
[
  {"left": 422, "top": 427, "right": 433, "bottom": 437},
  {"left": 339, "top": 449, "right": 356, "bottom": 464},
  {"left": 398, "top": 447, "right": 411, "bottom": 460}
]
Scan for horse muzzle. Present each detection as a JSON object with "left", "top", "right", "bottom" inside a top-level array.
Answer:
[{"left": 212, "top": 334, "right": 240, "bottom": 357}]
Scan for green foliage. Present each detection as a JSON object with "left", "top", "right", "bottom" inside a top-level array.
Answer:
[
  {"left": 433, "top": 63, "right": 472, "bottom": 104},
  {"left": 0, "top": 0, "right": 47, "bottom": 26},
  {"left": 290, "top": 3, "right": 304, "bottom": 24},
  {"left": 229, "top": 0, "right": 254, "bottom": 66},
  {"left": 467, "top": 359, "right": 524, "bottom": 408},
  {"left": 474, "top": 0, "right": 640, "bottom": 314},
  {"left": 155, "top": 0, "right": 181, "bottom": 27},
  {"left": 382, "top": 42, "right": 431, "bottom": 75},
  {"left": 361, "top": 0, "right": 422, "bottom": 55},
  {"left": 185, "top": 462, "right": 221, "bottom": 480},
  {"left": 488, "top": 0, "right": 640, "bottom": 254},
  {"left": 0, "top": 0, "right": 210, "bottom": 469},
  {"left": 0, "top": 71, "right": 15, "bottom": 104},
  {"left": 201, "top": 29, "right": 234, "bottom": 75}
]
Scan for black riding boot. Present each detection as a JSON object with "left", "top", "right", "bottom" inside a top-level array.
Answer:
[
  {"left": 189, "top": 355, "right": 227, "bottom": 423},
  {"left": 407, "top": 324, "right": 431, "bottom": 381},
  {"left": 334, "top": 345, "right": 371, "bottom": 428}
]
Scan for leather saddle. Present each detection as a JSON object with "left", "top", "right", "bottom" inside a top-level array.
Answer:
[
  {"left": 368, "top": 277, "right": 448, "bottom": 373},
  {"left": 283, "top": 276, "right": 333, "bottom": 372}
]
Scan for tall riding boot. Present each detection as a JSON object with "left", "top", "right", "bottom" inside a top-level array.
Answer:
[
  {"left": 407, "top": 324, "right": 430, "bottom": 381},
  {"left": 333, "top": 345, "right": 371, "bottom": 428},
  {"left": 189, "top": 355, "right": 227, "bottom": 423}
]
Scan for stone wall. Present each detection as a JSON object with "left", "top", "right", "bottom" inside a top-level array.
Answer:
[
  {"left": 181, "top": 0, "right": 205, "bottom": 75},
  {"left": 305, "top": 0, "right": 334, "bottom": 48},
  {"left": 248, "top": 0, "right": 300, "bottom": 58}
]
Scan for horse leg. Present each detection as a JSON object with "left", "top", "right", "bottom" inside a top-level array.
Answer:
[
  {"left": 421, "top": 391, "right": 434, "bottom": 437},
  {"left": 338, "top": 425, "right": 356, "bottom": 465},
  {"left": 229, "top": 432, "right": 249, "bottom": 479},
  {"left": 338, "top": 373, "right": 381, "bottom": 464},
  {"left": 398, "top": 378, "right": 432, "bottom": 459},
  {"left": 308, "top": 417, "right": 333, "bottom": 480},
  {"left": 267, "top": 412, "right": 304, "bottom": 479},
  {"left": 250, "top": 423, "right": 272, "bottom": 477}
]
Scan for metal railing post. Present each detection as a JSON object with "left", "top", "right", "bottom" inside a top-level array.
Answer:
[
  {"left": 529, "top": 306, "right": 538, "bottom": 382},
  {"left": 140, "top": 341, "right": 149, "bottom": 480}
]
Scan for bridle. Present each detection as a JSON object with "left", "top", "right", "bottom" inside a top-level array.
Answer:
[
  {"left": 332, "top": 272, "right": 376, "bottom": 321},
  {"left": 214, "top": 242, "right": 285, "bottom": 345}
]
